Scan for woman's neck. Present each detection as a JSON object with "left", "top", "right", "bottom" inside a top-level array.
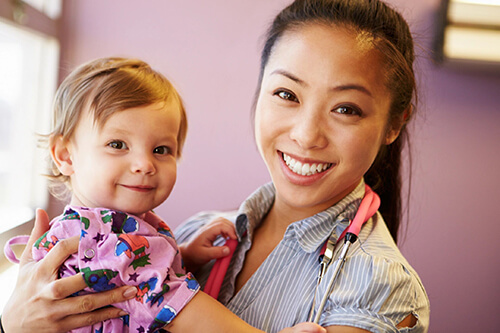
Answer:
[
  {"left": 260, "top": 200, "right": 317, "bottom": 237},
  {"left": 264, "top": 180, "right": 362, "bottom": 231},
  {"left": 265, "top": 198, "right": 324, "bottom": 230}
]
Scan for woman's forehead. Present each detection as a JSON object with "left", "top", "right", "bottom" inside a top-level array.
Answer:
[{"left": 263, "top": 24, "right": 389, "bottom": 97}]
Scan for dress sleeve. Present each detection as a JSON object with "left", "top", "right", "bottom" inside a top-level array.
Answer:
[
  {"left": 76, "top": 209, "right": 201, "bottom": 331},
  {"left": 318, "top": 254, "right": 429, "bottom": 333}
]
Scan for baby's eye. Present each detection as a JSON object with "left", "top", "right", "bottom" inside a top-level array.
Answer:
[
  {"left": 275, "top": 90, "right": 299, "bottom": 102},
  {"left": 108, "top": 141, "right": 127, "bottom": 150},
  {"left": 332, "top": 105, "right": 361, "bottom": 116},
  {"left": 153, "top": 146, "right": 172, "bottom": 155}
]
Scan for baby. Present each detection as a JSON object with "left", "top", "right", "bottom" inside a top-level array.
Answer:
[{"left": 6, "top": 57, "right": 324, "bottom": 333}]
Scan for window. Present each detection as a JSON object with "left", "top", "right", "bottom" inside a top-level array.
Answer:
[
  {"left": 434, "top": 0, "right": 500, "bottom": 67},
  {"left": 23, "top": 0, "right": 61, "bottom": 18},
  {"left": 0, "top": 19, "right": 59, "bottom": 233},
  {"left": 0, "top": 0, "right": 60, "bottom": 312}
]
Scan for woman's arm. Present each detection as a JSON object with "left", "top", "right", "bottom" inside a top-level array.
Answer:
[
  {"left": 166, "top": 291, "right": 325, "bottom": 333},
  {"left": 1, "top": 209, "right": 137, "bottom": 333},
  {"left": 324, "top": 314, "right": 417, "bottom": 332},
  {"left": 325, "top": 326, "right": 371, "bottom": 332}
]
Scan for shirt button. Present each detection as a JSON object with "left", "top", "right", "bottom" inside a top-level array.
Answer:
[{"left": 84, "top": 248, "right": 95, "bottom": 259}]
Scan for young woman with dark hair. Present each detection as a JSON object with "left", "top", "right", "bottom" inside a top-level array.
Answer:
[{"left": 2, "top": 1, "right": 429, "bottom": 332}]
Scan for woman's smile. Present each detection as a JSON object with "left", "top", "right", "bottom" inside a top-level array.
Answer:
[
  {"left": 281, "top": 152, "right": 333, "bottom": 176},
  {"left": 278, "top": 150, "right": 335, "bottom": 187}
]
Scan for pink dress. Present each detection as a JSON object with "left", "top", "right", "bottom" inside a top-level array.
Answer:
[{"left": 33, "top": 206, "right": 199, "bottom": 333}]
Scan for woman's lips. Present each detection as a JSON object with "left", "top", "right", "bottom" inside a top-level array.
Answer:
[
  {"left": 278, "top": 151, "right": 335, "bottom": 186},
  {"left": 281, "top": 152, "right": 333, "bottom": 176}
]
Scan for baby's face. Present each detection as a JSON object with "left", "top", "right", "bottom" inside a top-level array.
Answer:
[{"left": 65, "top": 101, "right": 181, "bottom": 217}]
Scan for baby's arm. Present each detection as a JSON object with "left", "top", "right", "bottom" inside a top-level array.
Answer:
[
  {"left": 178, "top": 217, "right": 237, "bottom": 273},
  {"left": 166, "top": 291, "right": 325, "bottom": 333}
]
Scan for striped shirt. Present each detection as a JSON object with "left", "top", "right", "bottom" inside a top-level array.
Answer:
[{"left": 175, "top": 181, "right": 430, "bottom": 332}]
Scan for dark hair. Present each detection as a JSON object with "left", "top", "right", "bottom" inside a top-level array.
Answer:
[{"left": 255, "top": 0, "right": 416, "bottom": 243}]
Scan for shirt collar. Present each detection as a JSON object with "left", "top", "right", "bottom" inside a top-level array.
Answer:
[
  {"left": 234, "top": 180, "right": 366, "bottom": 253},
  {"left": 234, "top": 182, "right": 275, "bottom": 239}
]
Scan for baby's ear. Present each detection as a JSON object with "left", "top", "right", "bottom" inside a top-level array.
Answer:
[{"left": 50, "top": 134, "right": 74, "bottom": 176}]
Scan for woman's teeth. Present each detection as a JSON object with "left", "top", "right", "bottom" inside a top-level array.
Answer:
[{"left": 282, "top": 153, "right": 332, "bottom": 176}]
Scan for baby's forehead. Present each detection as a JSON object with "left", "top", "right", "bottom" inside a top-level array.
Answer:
[
  {"left": 96, "top": 103, "right": 180, "bottom": 133},
  {"left": 92, "top": 99, "right": 180, "bottom": 124}
]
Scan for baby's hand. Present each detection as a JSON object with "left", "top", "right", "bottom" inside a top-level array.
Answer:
[
  {"left": 178, "top": 217, "right": 237, "bottom": 273},
  {"left": 278, "top": 322, "right": 326, "bottom": 333}
]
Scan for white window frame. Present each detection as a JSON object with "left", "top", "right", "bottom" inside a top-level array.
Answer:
[{"left": 0, "top": 0, "right": 61, "bottom": 313}]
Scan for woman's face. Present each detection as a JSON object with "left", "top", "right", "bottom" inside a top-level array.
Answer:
[{"left": 254, "top": 24, "right": 400, "bottom": 219}]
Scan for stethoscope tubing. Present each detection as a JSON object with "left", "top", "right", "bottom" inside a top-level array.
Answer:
[
  {"left": 311, "top": 235, "right": 352, "bottom": 323},
  {"left": 204, "top": 238, "right": 239, "bottom": 299},
  {"left": 204, "top": 184, "right": 380, "bottom": 324},
  {"left": 309, "top": 185, "right": 380, "bottom": 324}
]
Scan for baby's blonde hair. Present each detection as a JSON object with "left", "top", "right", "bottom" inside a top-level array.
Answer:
[{"left": 44, "top": 57, "right": 187, "bottom": 198}]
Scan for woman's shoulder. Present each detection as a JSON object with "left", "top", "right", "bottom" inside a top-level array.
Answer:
[
  {"left": 353, "top": 213, "right": 403, "bottom": 258},
  {"left": 351, "top": 213, "right": 424, "bottom": 286},
  {"left": 179, "top": 210, "right": 239, "bottom": 228},
  {"left": 322, "top": 213, "right": 430, "bottom": 330},
  {"left": 174, "top": 210, "right": 239, "bottom": 243}
]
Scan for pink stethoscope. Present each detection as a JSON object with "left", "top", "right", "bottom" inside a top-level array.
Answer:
[{"left": 204, "top": 184, "right": 380, "bottom": 324}]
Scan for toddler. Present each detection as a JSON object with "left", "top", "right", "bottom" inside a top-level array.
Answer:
[{"left": 6, "top": 57, "right": 324, "bottom": 333}]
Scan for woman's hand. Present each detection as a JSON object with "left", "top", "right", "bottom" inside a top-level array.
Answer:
[{"left": 2, "top": 209, "right": 137, "bottom": 333}]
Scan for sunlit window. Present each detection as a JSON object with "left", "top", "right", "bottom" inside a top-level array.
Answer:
[
  {"left": 0, "top": 0, "right": 61, "bottom": 312},
  {"left": 22, "top": 0, "right": 62, "bottom": 18},
  {"left": 0, "top": 20, "right": 59, "bottom": 233}
]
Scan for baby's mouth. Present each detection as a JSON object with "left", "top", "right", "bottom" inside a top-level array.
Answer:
[
  {"left": 121, "top": 184, "right": 154, "bottom": 192},
  {"left": 282, "top": 152, "right": 333, "bottom": 176}
]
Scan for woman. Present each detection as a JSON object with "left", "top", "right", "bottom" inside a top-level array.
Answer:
[{"left": 2, "top": 0, "right": 429, "bottom": 332}]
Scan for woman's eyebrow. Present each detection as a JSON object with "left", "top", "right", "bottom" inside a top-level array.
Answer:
[
  {"left": 332, "top": 84, "right": 373, "bottom": 97},
  {"left": 270, "top": 69, "right": 306, "bottom": 86},
  {"left": 270, "top": 69, "right": 372, "bottom": 97}
]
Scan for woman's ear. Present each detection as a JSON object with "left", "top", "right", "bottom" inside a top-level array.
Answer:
[
  {"left": 50, "top": 134, "right": 74, "bottom": 176},
  {"left": 385, "top": 124, "right": 402, "bottom": 145},
  {"left": 385, "top": 106, "right": 412, "bottom": 145}
]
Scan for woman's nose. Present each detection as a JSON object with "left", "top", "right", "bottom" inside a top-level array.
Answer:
[
  {"left": 131, "top": 153, "right": 156, "bottom": 175},
  {"left": 289, "top": 109, "right": 328, "bottom": 149}
]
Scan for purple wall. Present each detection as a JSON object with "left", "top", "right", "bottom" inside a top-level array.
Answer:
[{"left": 57, "top": 1, "right": 500, "bottom": 332}]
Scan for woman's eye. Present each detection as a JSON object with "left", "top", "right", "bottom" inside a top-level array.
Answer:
[
  {"left": 332, "top": 105, "right": 361, "bottom": 116},
  {"left": 275, "top": 90, "right": 298, "bottom": 102},
  {"left": 153, "top": 146, "right": 171, "bottom": 155},
  {"left": 108, "top": 141, "right": 127, "bottom": 149}
]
